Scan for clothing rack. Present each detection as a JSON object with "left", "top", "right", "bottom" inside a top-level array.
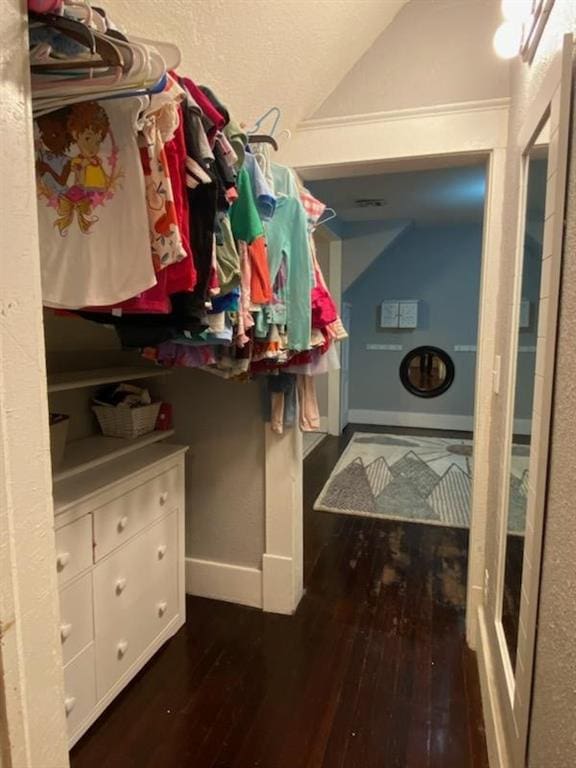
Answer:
[{"left": 31, "top": 0, "right": 346, "bottom": 438}]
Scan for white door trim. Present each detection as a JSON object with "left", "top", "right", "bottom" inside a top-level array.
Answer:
[
  {"left": 262, "top": 426, "right": 304, "bottom": 614},
  {"left": 466, "top": 145, "right": 508, "bottom": 649},
  {"left": 279, "top": 97, "right": 510, "bottom": 176}
]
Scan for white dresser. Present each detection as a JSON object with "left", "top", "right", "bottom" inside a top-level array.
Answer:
[{"left": 53, "top": 442, "right": 187, "bottom": 747}]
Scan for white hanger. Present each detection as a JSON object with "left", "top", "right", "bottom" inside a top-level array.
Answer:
[
  {"left": 247, "top": 106, "right": 282, "bottom": 136},
  {"left": 316, "top": 207, "right": 337, "bottom": 227}
]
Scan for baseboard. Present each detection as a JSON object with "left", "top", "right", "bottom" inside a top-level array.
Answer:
[
  {"left": 185, "top": 557, "right": 263, "bottom": 609},
  {"left": 262, "top": 554, "right": 301, "bottom": 615},
  {"left": 477, "top": 605, "right": 511, "bottom": 768},
  {"left": 347, "top": 410, "right": 532, "bottom": 436},
  {"left": 348, "top": 409, "right": 474, "bottom": 431}
]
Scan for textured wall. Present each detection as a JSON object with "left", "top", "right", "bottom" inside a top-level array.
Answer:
[
  {"left": 484, "top": 0, "right": 576, "bottom": 633},
  {"left": 527, "top": 87, "right": 576, "bottom": 768},
  {"left": 0, "top": 0, "right": 69, "bottom": 765},
  {"left": 345, "top": 223, "right": 483, "bottom": 419},
  {"left": 313, "top": 0, "right": 511, "bottom": 119},
  {"left": 155, "top": 372, "right": 266, "bottom": 569},
  {"left": 106, "top": 0, "right": 406, "bottom": 130},
  {"left": 478, "top": 1, "right": 576, "bottom": 765}
]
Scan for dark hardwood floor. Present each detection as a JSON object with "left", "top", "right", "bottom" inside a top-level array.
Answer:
[{"left": 71, "top": 427, "right": 489, "bottom": 768}]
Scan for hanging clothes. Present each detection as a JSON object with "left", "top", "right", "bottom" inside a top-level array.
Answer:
[
  {"left": 35, "top": 97, "right": 155, "bottom": 308},
  {"left": 30, "top": 2, "right": 346, "bottom": 433}
]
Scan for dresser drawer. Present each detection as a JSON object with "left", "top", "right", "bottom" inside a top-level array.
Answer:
[
  {"left": 64, "top": 643, "right": 96, "bottom": 740},
  {"left": 58, "top": 572, "right": 94, "bottom": 666},
  {"left": 94, "top": 512, "right": 178, "bottom": 699},
  {"left": 93, "top": 467, "right": 178, "bottom": 561},
  {"left": 55, "top": 516, "right": 93, "bottom": 587},
  {"left": 94, "top": 512, "right": 178, "bottom": 637}
]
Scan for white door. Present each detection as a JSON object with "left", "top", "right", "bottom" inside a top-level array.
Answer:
[{"left": 340, "top": 303, "right": 351, "bottom": 430}]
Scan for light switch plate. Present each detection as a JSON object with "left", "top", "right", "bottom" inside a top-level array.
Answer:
[
  {"left": 380, "top": 301, "right": 399, "bottom": 328},
  {"left": 398, "top": 300, "right": 418, "bottom": 328}
]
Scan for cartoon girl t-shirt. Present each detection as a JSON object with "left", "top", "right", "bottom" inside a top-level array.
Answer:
[{"left": 34, "top": 98, "right": 156, "bottom": 308}]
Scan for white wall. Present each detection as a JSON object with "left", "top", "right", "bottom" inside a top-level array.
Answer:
[
  {"left": 0, "top": 1, "right": 69, "bottom": 766},
  {"left": 312, "top": 0, "right": 511, "bottom": 119},
  {"left": 106, "top": 0, "right": 407, "bottom": 130},
  {"left": 156, "top": 373, "right": 266, "bottom": 568}
]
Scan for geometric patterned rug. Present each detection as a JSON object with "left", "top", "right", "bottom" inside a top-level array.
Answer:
[{"left": 314, "top": 432, "right": 529, "bottom": 534}]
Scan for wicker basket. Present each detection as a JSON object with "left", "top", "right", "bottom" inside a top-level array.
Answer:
[{"left": 92, "top": 402, "right": 161, "bottom": 440}]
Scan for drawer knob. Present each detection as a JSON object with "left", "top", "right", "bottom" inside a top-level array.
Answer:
[
  {"left": 159, "top": 491, "right": 169, "bottom": 506},
  {"left": 117, "top": 640, "right": 129, "bottom": 658},
  {"left": 117, "top": 515, "right": 129, "bottom": 532},
  {"left": 60, "top": 623, "right": 73, "bottom": 642},
  {"left": 56, "top": 552, "right": 70, "bottom": 571},
  {"left": 157, "top": 544, "right": 167, "bottom": 560},
  {"left": 157, "top": 601, "right": 168, "bottom": 617},
  {"left": 115, "top": 577, "right": 128, "bottom": 595},
  {"left": 64, "top": 696, "right": 76, "bottom": 716}
]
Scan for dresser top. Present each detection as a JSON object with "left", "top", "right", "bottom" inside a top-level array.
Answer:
[{"left": 53, "top": 443, "right": 188, "bottom": 516}]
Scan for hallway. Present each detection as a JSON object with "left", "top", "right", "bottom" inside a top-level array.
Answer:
[{"left": 70, "top": 429, "right": 488, "bottom": 768}]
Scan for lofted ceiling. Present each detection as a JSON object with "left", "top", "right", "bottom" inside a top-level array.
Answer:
[
  {"left": 106, "top": 0, "right": 408, "bottom": 130},
  {"left": 309, "top": 164, "right": 488, "bottom": 226}
]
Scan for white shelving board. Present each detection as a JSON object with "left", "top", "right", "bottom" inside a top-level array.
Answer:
[
  {"left": 47, "top": 366, "right": 171, "bottom": 393},
  {"left": 53, "top": 429, "right": 175, "bottom": 483}
]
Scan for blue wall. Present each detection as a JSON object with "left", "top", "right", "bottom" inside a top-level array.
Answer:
[{"left": 345, "top": 222, "right": 483, "bottom": 420}]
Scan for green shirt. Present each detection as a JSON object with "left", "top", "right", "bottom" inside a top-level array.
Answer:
[{"left": 230, "top": 167, "right": 264, "bottom": 244}]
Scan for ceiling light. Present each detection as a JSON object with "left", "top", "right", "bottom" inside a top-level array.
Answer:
[{"left": 493, "top": 20, "right": 523, "bottom": 59}]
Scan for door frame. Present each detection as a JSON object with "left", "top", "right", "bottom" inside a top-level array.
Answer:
[
  {"left": 280, "top": 95, "right": 510, "bottom": 649},
  {"left": 339, "top": 302, "right": 352, "bottom": 432},
  {"left": 313, "top": 225, "right": 343, "bottom": 436},
  {"left": 479, "top": 37, "right": 573, "bottom": 768}
]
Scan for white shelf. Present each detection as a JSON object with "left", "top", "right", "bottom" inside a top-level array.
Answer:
[
  {"left": 53, "top": 430, "right": 176, "bottom": 482},
  {"left": 47, "top": 366, "right": 171, "bottom": 393}
]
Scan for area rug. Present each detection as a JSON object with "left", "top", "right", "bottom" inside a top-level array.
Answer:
[{"left": 314, "top": 433, "right": 529, "bottom": 534}]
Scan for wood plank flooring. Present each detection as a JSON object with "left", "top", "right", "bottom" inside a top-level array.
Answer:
[{"left": 71, "top": 427, "right": 489, "bottom": 768}]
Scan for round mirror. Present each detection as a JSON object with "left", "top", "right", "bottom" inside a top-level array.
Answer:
[{"left": 399, "top": 346, "right": 455, "bottom": 398}]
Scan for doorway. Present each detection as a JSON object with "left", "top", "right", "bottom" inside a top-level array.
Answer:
[
  {"left": 296, "top": 157, "right": 496, "bottom": 765},
  {"left": 306, "top": 161, "right": 489, "bottom": 543},
  {"left": 308, "top": 159, "right": 489, "bottom": 520}
]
